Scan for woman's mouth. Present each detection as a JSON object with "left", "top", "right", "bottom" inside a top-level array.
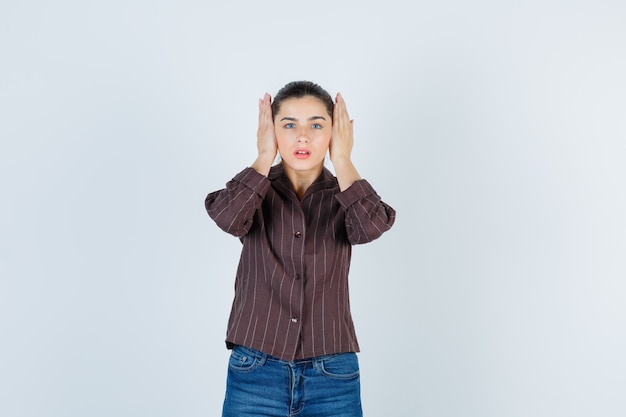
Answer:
[{"left": 294, "top": 149, "right": 311, "bottom": 159}]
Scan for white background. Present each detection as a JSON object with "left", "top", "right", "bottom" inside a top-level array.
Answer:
[{"left": 1, "top": 1, "right": 625, "bottom": 416}]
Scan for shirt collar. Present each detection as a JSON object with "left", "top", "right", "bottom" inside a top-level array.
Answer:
[{"left": 268, "top": 163, "right": 338, "bottom": 197}]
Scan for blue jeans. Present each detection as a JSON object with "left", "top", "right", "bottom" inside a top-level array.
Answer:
[{"left": 222, "top": 345, "right": 363, "bottom": 417}]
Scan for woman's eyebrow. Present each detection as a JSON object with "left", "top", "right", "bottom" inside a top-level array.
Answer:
[{"left": 279, "top": 116, "right": 327, "bottom": 122}]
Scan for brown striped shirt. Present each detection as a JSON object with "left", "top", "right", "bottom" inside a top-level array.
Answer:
[{"left": 205, "top": 164, "right": 396, "bottom": 361}]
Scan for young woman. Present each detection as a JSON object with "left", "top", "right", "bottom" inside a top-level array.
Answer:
[{"left": 205, "top": 81, "right": 396, "bottom": 417}]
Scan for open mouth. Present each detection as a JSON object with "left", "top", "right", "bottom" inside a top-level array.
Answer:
[{"left": 294, "top": 149, "right": 311, "bottom": 159}]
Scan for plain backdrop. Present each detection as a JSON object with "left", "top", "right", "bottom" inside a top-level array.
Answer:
[{"left": 1, "top": 1, "right": 625, "bottom": 416}]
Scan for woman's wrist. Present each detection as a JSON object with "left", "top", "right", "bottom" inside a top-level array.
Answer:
[
  {"left": 332, "top": 157, "right": 361, "bottom": 191},
  {"left": 251, "top": 152, "right": 276, "bottom": 176}
]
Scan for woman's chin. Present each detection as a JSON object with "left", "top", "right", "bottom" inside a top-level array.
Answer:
[{"left": 282, "top": 157, "right": 325, "bottom": 173}]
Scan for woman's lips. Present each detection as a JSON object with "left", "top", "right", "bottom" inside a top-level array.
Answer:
[{"left": 294, "top": 149, "right": 311, "bottom": 159}]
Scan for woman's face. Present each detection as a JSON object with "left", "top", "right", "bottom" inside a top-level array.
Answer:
[{"left": 274, "top": 95, "right": 332, "bottom": 175}]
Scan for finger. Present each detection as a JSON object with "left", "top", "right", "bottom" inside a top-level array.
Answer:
[
  {"left": 260, "top": 94, "right": 272, "bottom": 114},
  {"left": 334, "top": 97, "right": 345, "bottom": 119},
  {"left": 336, "top": 92, "right": 347, "bottom": 108},
  {"left": 335, "top": 94, "right": 350, "bottom": 120},
  {"left": 260, "top": 93, "right": 270, "bottom": 109}
]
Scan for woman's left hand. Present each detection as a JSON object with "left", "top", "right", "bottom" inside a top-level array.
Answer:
[
  {"left": 329, "top": 93, "right": 354, "bottom": 164},
  {"left": 330, "top": 93, "right": 361, "bottom": 191}
]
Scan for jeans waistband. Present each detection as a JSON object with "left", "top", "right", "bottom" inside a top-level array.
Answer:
[{"left": 232, "top": 344, "right": 352, "bottom": 366}]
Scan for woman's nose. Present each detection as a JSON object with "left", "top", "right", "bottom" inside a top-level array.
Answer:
[{"left": 297, "top": 135, "right": 309, "bottom": 143}]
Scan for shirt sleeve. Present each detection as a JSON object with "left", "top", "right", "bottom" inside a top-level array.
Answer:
[
  {"left": 205, "top": 167, "right": 271, "bottom": 237},
  {"left": 335, "top": 179, "right": 396, "bottom": 245}
]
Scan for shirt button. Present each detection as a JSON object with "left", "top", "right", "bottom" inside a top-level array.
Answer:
[
  {"left": 291, "top": 318, "right": 299, "bottom": 323},
  {"left": 294, "top": 274, "right": 301, "bottom": 280},
  {"left": 294, "top": 231, "right": 302, "bottom": 238}
]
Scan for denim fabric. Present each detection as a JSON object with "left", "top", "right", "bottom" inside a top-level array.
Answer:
[{"left": 222, "top": 345, "right": 363, "bottom": 417}]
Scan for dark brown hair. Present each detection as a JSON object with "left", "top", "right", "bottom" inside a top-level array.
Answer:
[{"left": 272, "top": 81, "right": 334, "bottom": 120}]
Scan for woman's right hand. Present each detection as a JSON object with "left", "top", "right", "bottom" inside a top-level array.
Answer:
[{"left": 252, "top": 93, "right": 277, "bottom": 176}]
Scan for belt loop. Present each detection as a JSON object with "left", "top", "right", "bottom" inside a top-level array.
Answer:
[
  {"left": 257, "top": 350, "right": 268, "bottom": 366},
  {"left": 312, "top": 356, "right": 321, "bottom": 369}
]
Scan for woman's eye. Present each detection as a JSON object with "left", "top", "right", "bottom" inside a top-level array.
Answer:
[
  {"left": 312, "top": 123, "right": 322, "bottom": 129},
  {"left": 284, "top": 123, "right": 295, "bottom": 129}
]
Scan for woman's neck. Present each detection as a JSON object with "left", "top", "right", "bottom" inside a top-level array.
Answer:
[{"left": 282, "top": 163, "right": 323, "bottom": 200}]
